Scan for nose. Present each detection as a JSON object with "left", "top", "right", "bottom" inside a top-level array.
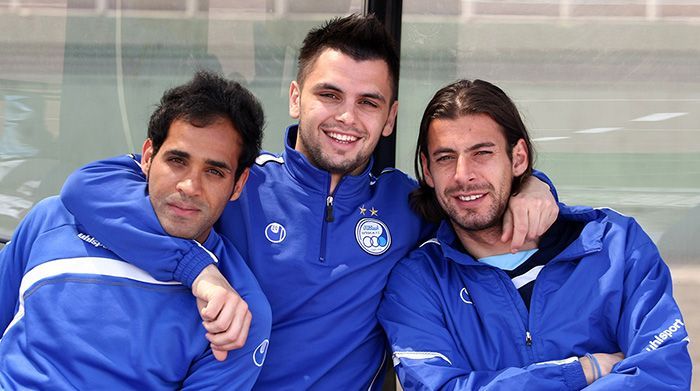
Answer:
[
  {"left": 454, "top": 155, "right": 475, "bottom": 185},
  {"left": 335, "top": 101, "right": 356, "bottom": 125},
  {"left": 176, "top": 174, "right": 202, "bottom": 197}
]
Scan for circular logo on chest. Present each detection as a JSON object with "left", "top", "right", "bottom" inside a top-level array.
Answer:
[
  {"left": 265, "top": 222, "right": 286, "bottom": 243},
  {"left": 355, "top": 218, "right": 391, "bottom": 255}
]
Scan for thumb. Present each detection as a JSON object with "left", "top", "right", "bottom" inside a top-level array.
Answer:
[{"left": 212, "top": 346, "right": 228, "bottom": 362}]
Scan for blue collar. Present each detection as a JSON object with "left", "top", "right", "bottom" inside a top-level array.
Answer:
[
  {"left": 436, "top": 205, "right": 606, "bottom": 267},
  {"left": 281, "top": 125, "right": 374, "bottom": 200}
]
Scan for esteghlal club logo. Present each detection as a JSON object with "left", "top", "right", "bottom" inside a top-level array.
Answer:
[
  {"left": 355, "top": 218, "right": 391, "bottom": 255},
  {"left": 265, "top": 222, "right": 286, "bottom": 243},
  {"left": 253, "top": 339, "right": 269, "bottom": 367}
]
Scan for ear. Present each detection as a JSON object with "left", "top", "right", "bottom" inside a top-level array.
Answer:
[
  {"left": 140, "top": 139, "right": 154, "bottom": 177},
  {"left": 229, "top": 167, "right": 250, "bottom": 201},
  {"left": 511, "top": 138, "right": 529, "bottom": 177},
  {"left": 421, "top": 153, "right": 435, "bottom": 188},
  {"left": 381, "top": 101, "right": 399, "bottom": 137},
  {"left": 289, "top": 81, "right": 301, "bottom": 119}
]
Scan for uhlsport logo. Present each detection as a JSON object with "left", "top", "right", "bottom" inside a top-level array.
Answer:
[
  {"left": 355, "top": 218, "right": 391, "bottom": 255},
  {"left": 253, "top": 339, "right": 269, "bottom": 367},
  {"left": 265, "top": 222, "right": 286, "bottom": 243},
  {"left": 459, "top": 287, "right": 473, "bottom": 305}
]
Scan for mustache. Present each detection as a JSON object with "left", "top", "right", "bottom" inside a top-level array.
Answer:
[{"left": 165, "top": 193, "right": 205, "bottom": 211}]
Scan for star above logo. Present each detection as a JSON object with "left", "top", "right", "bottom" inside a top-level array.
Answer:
[
  {"left": 370, "top": 207, "right": 378, "bottom": 216},
  {"left": 359, "top": 205, "right": 367, "bottom": 215}
]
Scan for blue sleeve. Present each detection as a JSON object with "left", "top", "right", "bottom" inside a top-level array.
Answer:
[
  {"left": 0, "top": 225, "right": 29, "bottom": 333},
  {"left": 587, "top": 220, "right": 691, "bottom": 389},
  {"left": 59, "top": 155, "right": 216, "bottom": 286},
  {"left": 0, "top": 200, "right": 49, "bottom": 332},
  {"left": 181, "top": 281, "right": 271, "bottom": 390},
  {"left": 531, "top": 169, "right": 559, "bottom": 203},
  {"left": 378, "top": 258, "right": 587, "bottom": 391}
]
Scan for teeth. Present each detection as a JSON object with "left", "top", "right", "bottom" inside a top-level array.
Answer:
[
  {"left": 458, "top": 194, "right": 484, "bottom": 202},
  {"left": 328, "top": 132, "right": 358, "bottom": 143}
]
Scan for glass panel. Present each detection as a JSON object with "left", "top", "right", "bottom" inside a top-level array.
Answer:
[
  {"left": 398, "top": 0, "right": 700, "bottom": 263},
  {"left": 397, "top": 2, "right": 699, "bottom": 384},
  {"left": 0, "top": 0, "right": 362, "bottom": 239}
]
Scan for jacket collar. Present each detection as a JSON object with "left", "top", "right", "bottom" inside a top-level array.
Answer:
[
  {"left": 436, "top": 204, "right": 606, "bottom": 267},
  {"left": 282, "top": 125, "right": 373, "bottom": 199}
]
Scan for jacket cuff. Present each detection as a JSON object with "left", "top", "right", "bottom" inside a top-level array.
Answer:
[
  {"left": 173, "top": 245, "right": 217, "bottom": 287},
  {"left": 562, "top": 360, "right": 588, "bottom": 391}
]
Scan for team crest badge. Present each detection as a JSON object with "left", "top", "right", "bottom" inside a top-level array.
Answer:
[{"left": 355, "top": 218, "right": 391, "bottom": 255}]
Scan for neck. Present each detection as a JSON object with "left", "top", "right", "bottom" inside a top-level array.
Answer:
[
  {"left": 329, "top": 173, "right": 342, "bottom": 194},
  {"left": 453, "top": 223, "right": 538, "bottom": 259}
]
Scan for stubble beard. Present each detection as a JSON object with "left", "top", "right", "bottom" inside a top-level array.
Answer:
[
  {"left": 439, "top": 185, "right": 510, "bottom": 234},
  {"left": 297, "top": 120, "right": 369, "bottom": 176}
]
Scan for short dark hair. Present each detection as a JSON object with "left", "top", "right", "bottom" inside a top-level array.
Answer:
[
  {"left": 296, "top": 13, "right": 399, "bottom": 101},
  {"left": 148, "top": 70, "right": 264, "bottom": 178},
  {"left": 410, "top": 79, "right": 535, "bottom": 223}
]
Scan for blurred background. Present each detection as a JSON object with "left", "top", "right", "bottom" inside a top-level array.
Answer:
[{"left": 1, "top": 0, "right": 697, "bottom": 387}]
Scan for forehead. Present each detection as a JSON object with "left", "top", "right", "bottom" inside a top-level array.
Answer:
[
  {"left": 163, "top": 118, "right": 242, "bottom": 167},
  {"left": 304, "top": 48, "right": 393, "bottom": 98},
  {"left": 427, "top": 114, "right": 506, "bottom": 150}
]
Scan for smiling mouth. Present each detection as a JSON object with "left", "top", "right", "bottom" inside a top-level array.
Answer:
[
  {"left": 457, "top": 193, "right": 485, "bottom": 202},
  {"left": 327, "top": 131, "right": 358, "bottom": 144}
]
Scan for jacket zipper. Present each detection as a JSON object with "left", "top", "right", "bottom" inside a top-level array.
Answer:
[
  {"left": 319, "top": 179, "right": 340, "bottom": 262},
  {"left": 325, "top": 196, "right": 334, "bottom": 222},
  {"left": 494, "top": 268, "right": 535, "bottom": 361}
]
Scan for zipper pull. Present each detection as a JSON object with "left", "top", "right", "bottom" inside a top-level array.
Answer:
[
  {"left": 526, "top": 331, "right": 533, "bottom": 346},
  {"left": 325, "top": 196, "right": 334, "bottom": 222}
]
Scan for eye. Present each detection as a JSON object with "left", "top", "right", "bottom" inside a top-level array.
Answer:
[
  {"left": 435, "top": 155, "right": 455, "bottom": 162},
  {"left": 475, "top": 150, "right": 493, "bottom": 156},
  {"left": 319, "top": 92, "right": 339, "bottom": 101},
  {"left": 207, "top": 168, "right": 225, "bottom": 177},
  {"left": 168, "top": 157, "right": 186, "bottom": 165},
  {"left": 359, "top": 99, "right": 379, "bottom": 108}
]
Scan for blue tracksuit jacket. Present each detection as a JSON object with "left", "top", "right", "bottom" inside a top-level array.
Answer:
[
  {"left": 59, "top": 126, "right": 433, "bottom": 390},
  {"left": 0, "top": 197, "right": 271, "bottom": 390},
  {"left": 58, "top": 125, "right": 555, "bottom": 389},
  {"left": 378, "top": 205, "right": 691, "bottom": 390}
]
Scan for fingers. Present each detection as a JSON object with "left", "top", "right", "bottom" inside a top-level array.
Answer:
[
  {"left": 508, "top": 201, "right": 529, "bottom": 253},
  {"left": 200, "top": 288, "right": 227, "bottom": 322},
  {"left": 207, "top": 311, "right": 252, "bottom": 352},
  {"left": 190, "top": 264, "right": 253, "bottom": 359},
  {"left": 500, "top": 209, "right": 513, "bottom": 244},
  {"left": 203, "top": 300, "right": 249, "bottom": 339}
]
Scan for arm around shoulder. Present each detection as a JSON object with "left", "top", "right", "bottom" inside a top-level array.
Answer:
[{"left": 60, "top": 155, "right": 217, "bottom": 286}]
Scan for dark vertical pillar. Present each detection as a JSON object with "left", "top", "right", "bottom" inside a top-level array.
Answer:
[{"left": 367, "top": 0, "right": 402, "bottom": 177}]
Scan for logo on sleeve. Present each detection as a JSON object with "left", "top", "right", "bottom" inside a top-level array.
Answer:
[
  {"left": 265, "top": 222, "right": 286, "bottom": 243},
  {"left": 355, "top": 218, "right": 391, "bottom": 255},
  {"left": 459, "top": 287, "right": 473, "bottom": 305},
  {"left": 253, "top": 339, "right": 269, "bottom": 367}
]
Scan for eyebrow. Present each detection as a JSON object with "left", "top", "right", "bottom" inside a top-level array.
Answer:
[
  {"left": 165, "top": 149, "right": 232, "bottom": 173},
  {"left": 314, "top": 82, "right": 387, "bottom": 104},
  {"left": 431, "top": 142, "right": 496, "bottom": 156}
]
